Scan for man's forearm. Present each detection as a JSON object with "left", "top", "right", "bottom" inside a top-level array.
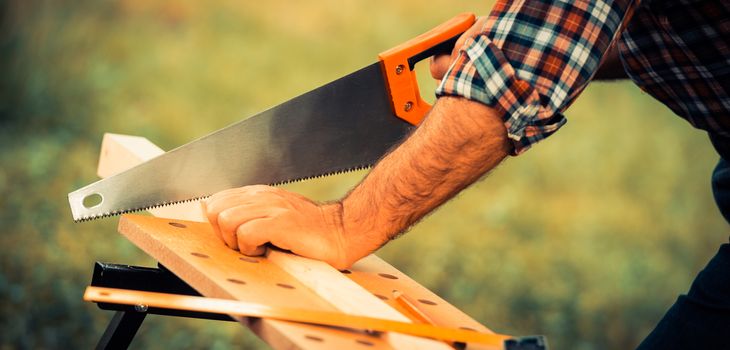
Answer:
[{"left": 340, "top": 96, "right": 511, "bottom": 257}]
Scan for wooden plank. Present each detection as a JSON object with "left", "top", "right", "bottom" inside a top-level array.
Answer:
[
  {"left": 97, "top": 134, "right": 162, "bottom": 179},
  {"left": 117, "top": 215, "right": 502, "bottom": 349},
  {"left": 119, "top": 214, "right": 394, "bottom": 350}
]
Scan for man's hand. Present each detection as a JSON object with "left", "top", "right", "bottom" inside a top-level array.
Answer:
[
  {"left": 430, "top": 16, "right": 488, "bottom": 81},
  {"left": 202, "top": 185, "right": 359, "bottom": 270},
  {"left": 430, "top": 15, "right": 627, "bottom": 82}
]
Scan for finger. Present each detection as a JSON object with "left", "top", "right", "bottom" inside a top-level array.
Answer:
[
  {"left": 205, "top": 187, "right": 266, "bottom": 230},
  {"left": 200, "top": 198, "right": 210, "bottom": 223},
  {"left": 453, "top": 16, "right": 487, "bottom": 56},
  {"left": 220, "top": 223, "right": 238, "bottom": 251},
  {"left": 205, "top": 186, "right": 285, "bottom": 249},
  {"left": 236, "top": 219, "right": 273, "bottom": 256},
  {"left": 206, "top": 186, "right": 283, "bottom": 218},
  {"left": 429, "top": 17, "right": 487, "bottom": 82},
  {"left": 208, "top": 184, "right": 274, "bottom": 203},
  {"left": 206, "top": 189, "right": 251, "bottom": 218},
  {"left": 204, "top": 194, "right": 244, "bottom": 246},
  {"left": 217, "top": 205, "right": 274, "bottom": 250},
  {"left": 430, "top": 54, "right": 453, "bottom": 80},
  {"left": 201, "top": 199, "right": 223, "bottom": 242}
]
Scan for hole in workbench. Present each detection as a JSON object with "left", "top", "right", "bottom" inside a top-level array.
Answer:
[
  {"left": 82, "top": 193, "right": 103, "bottom": 208},
  {"left": 190, "top": 252, "right": 209, "bottom": 258},
  {"left": 276, "top": 283, "right": 295, "bottom": 289},
  {"left": 378, "top": 273, "right": 398, "bottom": 280},
  {"left": 418, "top": 299, "right": 437, "bottom": 306},
  {"left": 227, "top": 278, "right": 246, "bottom": 285},
  {"left": 239, "top": 257, "right": 260, "bottom": 263},
  {"left": 374, "top": 294, "right": 388, "bottom": 300},
  {"left": 168, "top": 222, "right": 187, "bottom": 228},
  {"left": 356, "top": 339, "right": 375, "bottom": 346},
  {"left": 304, "top": 335, "right": 324, "bottom": 342}
]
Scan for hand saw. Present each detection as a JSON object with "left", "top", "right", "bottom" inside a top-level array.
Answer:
[
  {"left": 84, "top": 286, "right": 548, "bottom": 349},
  {"left": 68, "top": 13, "right": 476, "bottom": 222}
]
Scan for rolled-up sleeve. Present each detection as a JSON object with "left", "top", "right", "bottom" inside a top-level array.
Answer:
[{"left": 436, "top": 0, "right": 637, "bottom": 154}]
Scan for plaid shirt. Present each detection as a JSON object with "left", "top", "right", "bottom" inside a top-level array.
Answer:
[{"left": 436, "top": 0, "right": 730, "bottom": 155}]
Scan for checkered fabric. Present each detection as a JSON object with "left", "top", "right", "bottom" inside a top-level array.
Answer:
[
  {"left": 620, "top": 1, "right": 730, "bottom": 133},
  {"left": 436, "top": 0, "right": 730, "bottom": 154}
]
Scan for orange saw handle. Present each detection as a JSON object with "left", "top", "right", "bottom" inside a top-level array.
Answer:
[{"left": 379, "top": 13, "right": 476, "bottom": 125}]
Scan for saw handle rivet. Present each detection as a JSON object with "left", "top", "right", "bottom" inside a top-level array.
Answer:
[
  {"left": 168, "top": 222, "right": 187, "bottom": 228},
  {"left": 395, "top": 64, "right": 405, "bottom": 75},
  {"left": 134, "top": 304, "right": 148, "bottom": 313},
  {"left": 404, "top": 101, "right": 413, "bottom": 112}
]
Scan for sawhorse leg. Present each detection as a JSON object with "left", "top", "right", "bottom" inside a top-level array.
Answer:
[{"left": 96, "top": 310, "right": 147, "bottom": 350}]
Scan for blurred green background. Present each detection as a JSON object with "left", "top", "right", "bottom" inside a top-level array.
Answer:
[{"left": 1, "top": 0, "right": 727, "bottom": 349}]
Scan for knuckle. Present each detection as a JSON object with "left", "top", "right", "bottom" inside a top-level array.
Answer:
[
  {"left": 217, "top": 210, "right": 231, "bottom": 224},
  {"left": 248, "top": 184, "right": 273, "bottom": 193},
  {"left": 330, "top": 259, "right": 350, "bottom": 271},
  {"left": 217, "top": 211, "right": 239, "bottom": 232}
]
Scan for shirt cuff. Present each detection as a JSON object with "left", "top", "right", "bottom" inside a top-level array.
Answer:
[{"left": 435, "top": 35, "right": 567, "bottom": 155}]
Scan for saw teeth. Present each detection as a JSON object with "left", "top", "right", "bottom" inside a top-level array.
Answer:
[
  {"left": 73, "top": 195, "right": 211, "bottom": 223},
  {"left": 269, "top": 164, "right": 371, "bottom": 186},
  {"left": 74, "top": 164, "right": 372, "bottom": 222}
]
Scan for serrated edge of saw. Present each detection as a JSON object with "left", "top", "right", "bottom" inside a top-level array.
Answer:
[{"left": 73, "top": 164, "right": 372, "bottom": 223}]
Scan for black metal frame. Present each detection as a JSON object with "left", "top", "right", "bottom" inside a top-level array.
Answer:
[
  {"left": 90, "top": 262, "right": 234, "bottom": 350},
  {"left": 89, "top": 262, "right": 548, "bottom": 350}
]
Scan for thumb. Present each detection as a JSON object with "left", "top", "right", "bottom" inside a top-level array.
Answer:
[
  {"left": 430, "top": 54, "right": 453, "bottom": 80},
  {"left": 201, "top": 199, "right": 223, "bottom": 242}
]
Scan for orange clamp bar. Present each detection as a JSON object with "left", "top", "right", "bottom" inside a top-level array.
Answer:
[
  {"left": 379, "top": 13, "right": 476, "bottom": 125},
  {"left": 84, "top": 286, "right": 515, "bottom": 346}
]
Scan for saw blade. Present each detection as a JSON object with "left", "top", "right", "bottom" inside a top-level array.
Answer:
[{"left": 68, "top": 63, "right": 413, "bottom": 222}]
